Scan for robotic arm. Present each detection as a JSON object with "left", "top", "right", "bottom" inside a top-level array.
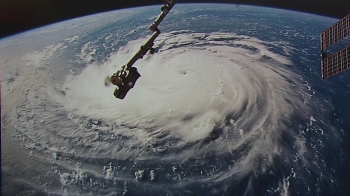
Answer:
[
  {"left": 126, "top": 29, "right": 161, "bottom": 68},
  {"left": 149, "top": 0, "right": 176, "bottom": 32},
  {"left": 108, "top": 0, "right": 177, "bottom": 99}
]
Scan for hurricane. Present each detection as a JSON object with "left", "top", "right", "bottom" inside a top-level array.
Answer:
[{"left": 2, "top": 28, "right": 342, "bottom": 196}]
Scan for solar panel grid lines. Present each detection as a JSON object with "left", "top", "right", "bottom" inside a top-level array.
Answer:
[
  {"left": 320, "top": 14, "right": 350, "bottom": 51},
  {"left": 320, "top": 13, "right": 350, "bottom": 79},
  {"left": 321, "top": 45, "right": 350, "bottom": 79}
]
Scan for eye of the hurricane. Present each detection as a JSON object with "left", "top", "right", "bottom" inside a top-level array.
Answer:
[
  {"left": 26, "top": 29, "right": 337, "bottom": 196},
  {"left": 3, "top": 1, "right": 349, "bottom": 195},
  {"left": 55, "top": 32, "right": 307, "bottom": 152},
  {"left": 3, "top": 17, "right": 343, "bottom": 195}
]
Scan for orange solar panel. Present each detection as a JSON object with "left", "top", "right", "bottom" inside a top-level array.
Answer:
[
  {"left": 320, "top": 13, "right": 350, "bottom": 79},
  {"left": 321, "top": 45, "right": 350, "bottom": 79},
  {"left": 320, "top": 14, "right": 350, "bottom": 51}
]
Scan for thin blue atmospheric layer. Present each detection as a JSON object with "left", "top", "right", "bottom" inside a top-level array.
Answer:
[{"left": 1, "top": 3, "right": 349, "bottom": 196}]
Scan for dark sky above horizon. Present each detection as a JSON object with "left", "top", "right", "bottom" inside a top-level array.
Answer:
[{"left": 1, "top": 0, "right": 349, "bottom": 38}]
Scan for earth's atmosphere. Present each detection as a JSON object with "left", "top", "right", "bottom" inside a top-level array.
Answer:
[{"left": 1, "top": 4, "right": 350, "bottom": 196}]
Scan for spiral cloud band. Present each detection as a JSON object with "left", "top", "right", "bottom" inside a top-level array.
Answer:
[
  {"left": 3, "top": 31, "right": 335, "bottom": 195},
  {"left": 50, "top": 31, "right": 312, "bottom": 185},
  {"left": 58, "top": 31, "right": 306, "bottom": 156}
]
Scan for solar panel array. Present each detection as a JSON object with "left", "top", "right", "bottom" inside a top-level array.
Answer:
[
  {"left": 321, "top": 45, "right": 350, "bottom": 79},
  {"left": 321, "top": 14, "right": 350, "bottom": 51},
  {"left": 320, "top": 13, "right": 350, "bottom": 79}
]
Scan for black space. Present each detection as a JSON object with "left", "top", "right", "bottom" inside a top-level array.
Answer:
[{"left": 0, "top": 0, "right": 349, "bottom": 39}]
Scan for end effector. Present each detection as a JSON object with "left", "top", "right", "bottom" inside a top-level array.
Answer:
[
  {"left": 109, "top": 29, "right": 160, "bottom": 99},
  {"left": 110, "top": 66, "right": 141, "bottom": 99},
  {"left": 110, "top": 65, "right": 127, "bottom": 86}
]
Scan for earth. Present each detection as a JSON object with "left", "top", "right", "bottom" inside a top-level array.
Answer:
[{"left": 1, "top": 3, "right": 350, "bottom": 196}]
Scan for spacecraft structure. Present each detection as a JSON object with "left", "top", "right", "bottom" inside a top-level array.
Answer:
[
  {"left": 320, "top": 13, "right": 350, "bottom": 79},
  {"left": 109, "top": 0, "right": 176, "bottom": 99}
]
